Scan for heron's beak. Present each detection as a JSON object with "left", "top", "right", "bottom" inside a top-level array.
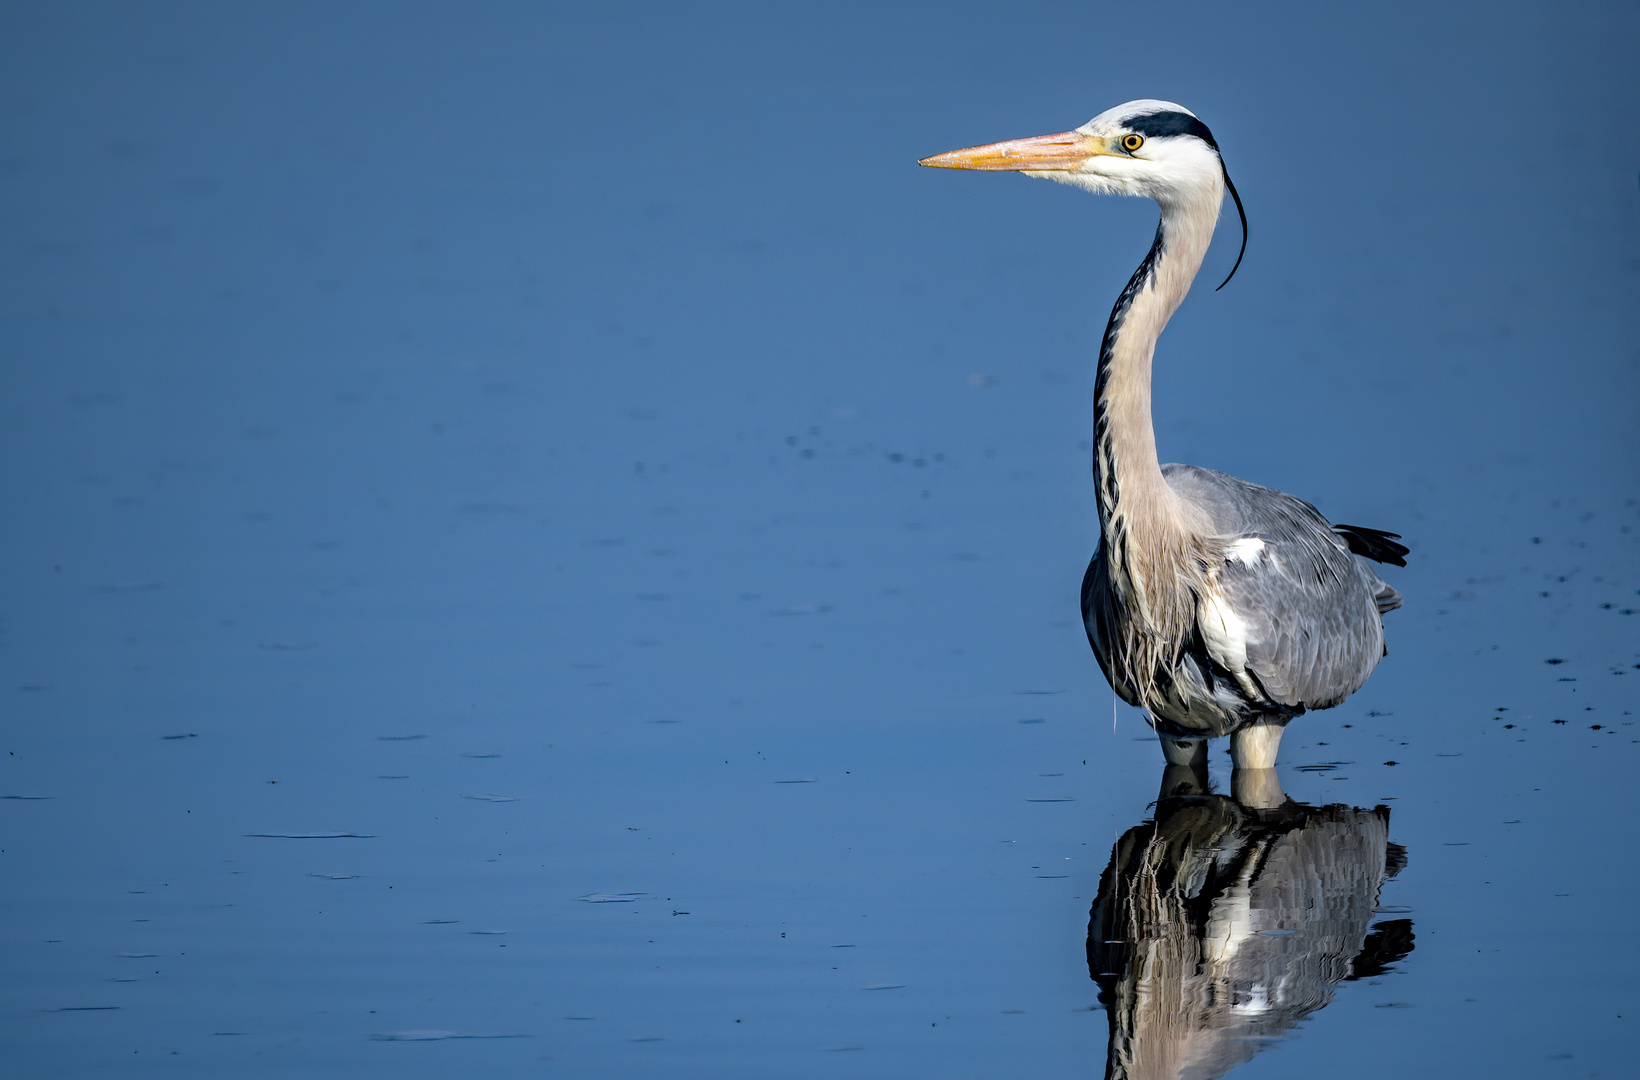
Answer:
[{"left": 919, "top": 131, "right": 1107, "bottom": 171}]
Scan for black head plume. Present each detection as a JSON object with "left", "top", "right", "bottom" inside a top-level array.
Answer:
[{"left": 1215, "top": 167, "right": 1247, "bottom": 291}]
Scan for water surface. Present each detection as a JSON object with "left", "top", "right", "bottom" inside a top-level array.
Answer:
[{"left": 2, "top": 2, "right": 1637, "bottom": 1076}]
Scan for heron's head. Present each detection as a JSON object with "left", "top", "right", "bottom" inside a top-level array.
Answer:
[
  {"left": 920, "top": 100, "right": 1246, "bottom": 284},
  {"left": 920, "top": 99, "right": 1227, "bottom": 201}
]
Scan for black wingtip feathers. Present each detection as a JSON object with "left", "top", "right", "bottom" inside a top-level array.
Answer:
[{"left": 1333, "top": 524, "right": 1410, "bottom": 568}]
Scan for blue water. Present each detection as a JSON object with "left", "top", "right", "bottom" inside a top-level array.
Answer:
[{"left": 3, "top": 2, "right": 1637, "bottom": 1076}]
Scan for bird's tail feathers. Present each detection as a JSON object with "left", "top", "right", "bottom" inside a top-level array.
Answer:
[{"left": 1333, "top": 524, "right": 1409, "bottom": 567}]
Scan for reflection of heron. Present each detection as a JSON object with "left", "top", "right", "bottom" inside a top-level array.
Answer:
[
  {"left": 1087, "top": 764, "right": 1413, "bottom": 1080},
  {"left": 921, "top": 101, "right": 1406, "bottom": 767}
]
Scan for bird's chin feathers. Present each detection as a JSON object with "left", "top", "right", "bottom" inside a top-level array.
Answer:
[
  {"left": 1027, "top": 170, "right": 1142, "bottom": 197},
  {"left": 1024, "top": 149, "right": 1226, "bottom": 211}
]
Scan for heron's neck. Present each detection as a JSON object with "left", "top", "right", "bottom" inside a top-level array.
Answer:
[{"left": 1093, "top": 191, "right": 1219, "bottom": 534}]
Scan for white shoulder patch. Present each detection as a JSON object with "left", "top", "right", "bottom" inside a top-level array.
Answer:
[
  {"left": 1199, "top": 590, "right": 1250, "bottom": 674},
  {"left": 1225, "top": 537, "right": 1266, "bottom": 564}
]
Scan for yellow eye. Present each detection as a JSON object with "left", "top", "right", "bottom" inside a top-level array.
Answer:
[{"left": 1121, "top": 133, "right": 1145, "bottom": 153}]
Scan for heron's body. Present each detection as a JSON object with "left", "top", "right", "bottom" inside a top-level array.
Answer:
[
  {"left": 1083, "top": 463, "right": 1402, "bottom": 742},
  {"left": 921, "top": 100, "right": 1405, "bottom": 768}
]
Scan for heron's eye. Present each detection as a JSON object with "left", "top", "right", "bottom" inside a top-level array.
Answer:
[{"left": 1121, "top": 134, "right": 1145, "bottom": 153}]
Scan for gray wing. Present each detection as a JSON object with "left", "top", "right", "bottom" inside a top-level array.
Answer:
[{"left": 1164, "top": 464, "right": 1399, "bottom": 711}]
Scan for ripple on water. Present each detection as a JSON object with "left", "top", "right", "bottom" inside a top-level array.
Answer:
[
  {"left": 245, "top": 832, "right": 374, "bottom": 839},
  {"left": 40, "top": 1006, "right": 120, "bottom": 1012},
  {"left": 368, "top": 1030, "right": 528, "bottom": 1041}
]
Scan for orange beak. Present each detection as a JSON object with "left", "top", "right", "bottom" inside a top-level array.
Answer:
[{"left": 918, "top": 131, "right": 1106, "bottom": 171}]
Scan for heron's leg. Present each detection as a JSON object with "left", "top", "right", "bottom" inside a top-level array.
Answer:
[
  {"left": 1158, "top": 734, "right": 1208, "bottom": 767},
  {"left": 1230, "top": 719, "right": 1287, "bottom": 770},
  {"left": 1231, "top": 768, "right": 1286, "bottom": 810}
]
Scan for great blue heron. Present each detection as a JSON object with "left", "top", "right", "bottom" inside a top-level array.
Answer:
[{"left": 920, "top": 100, "right": 1406, "bottom": 769}]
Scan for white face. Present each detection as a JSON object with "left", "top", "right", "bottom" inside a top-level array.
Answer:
[
  {"left": 920, "top": 98, "right": 1226, "bottom": 208},
  {"left": 1057, "top": 101, "right": 1226, "bottom": 204}
]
